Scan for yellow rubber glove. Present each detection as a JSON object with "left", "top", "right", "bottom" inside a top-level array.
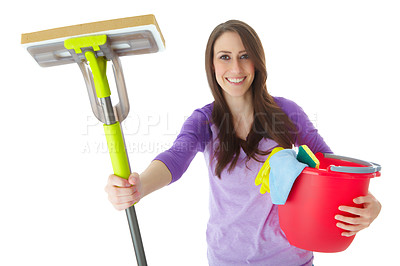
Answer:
[{"left": 255, "top": 147, "right": 284, "bottom": 194}]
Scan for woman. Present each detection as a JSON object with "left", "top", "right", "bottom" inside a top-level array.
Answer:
[{"left": 104, "top": 20, "right": 381, "bottom": 265}]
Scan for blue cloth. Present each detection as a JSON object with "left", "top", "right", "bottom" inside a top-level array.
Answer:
[{"left": 269, "top": 149, "right": 308, "bottom": 205}]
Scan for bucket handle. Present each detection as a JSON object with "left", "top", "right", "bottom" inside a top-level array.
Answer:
[{"left": 324, "top": 153, "right": 381, "bottom": 174}]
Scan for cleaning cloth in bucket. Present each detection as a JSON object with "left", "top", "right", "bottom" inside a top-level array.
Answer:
[{"left": 269, "top": 149, "right": 307, "bottom": 205}]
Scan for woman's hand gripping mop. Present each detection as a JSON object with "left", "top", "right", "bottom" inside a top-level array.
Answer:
[
  {"left": 255, "top": 145, "right": 320, "bottom": 205},
  {"left": 21, "top": 15, "right": 166, "bottom": 266}
]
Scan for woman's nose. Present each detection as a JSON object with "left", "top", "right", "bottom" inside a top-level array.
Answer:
[{"left": 230, "top": 59, "right": 242, "bottom": 73}]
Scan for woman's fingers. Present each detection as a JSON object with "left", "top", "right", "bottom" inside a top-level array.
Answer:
[
  {"left": 334, "top": 214, "right": 364, "bottom": 225},
  {"left": 353, "top": 194, "right": 374, "bottom": 205},
  {"left": 334, "top": 213, "right": 368, "bottom": 237},
  {"left": 335, "top": 221, "right": 365, "bottom": 231},
  {"left": 129, "top": 172, "right": 140, "bottom": 185},
  {"left": 107, "top": 174, "right": 132, "bottom": 187},
  {"left": 107, "top": 186, "right": 137, "bottom": 197},
  {"left": 340, "top": 230, "right": 357, "bottom": 237},
  {"left": 108, "top": 192, "right": 140, "bottom": 205},
  {"left": 113, "top": 201, "right": 136, "bottom": 211},
  {"left": 107, "top": 189, "right": 140, "bottom": 211},
  {"left": 105, "top": 173, "right": 142, "bottom": 211},
  {"left": 335, "top": 192, "right": 382, "bottom": 237},
  {"left": 335, "top": 220, "right": 366, "bottom": 237},
  {"left": 335, "top": 207, "right": 369, "bottom": 237}
]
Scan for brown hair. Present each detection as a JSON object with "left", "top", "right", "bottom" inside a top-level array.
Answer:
[{"left": 205, "top": 20, "right": 298, "bottom": 178}]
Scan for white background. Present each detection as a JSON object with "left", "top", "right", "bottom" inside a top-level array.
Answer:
[{"left": 1, "top": 0, "right": 399, "bottom": 265}]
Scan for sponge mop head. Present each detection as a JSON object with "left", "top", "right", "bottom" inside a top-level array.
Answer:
[
  {"left": 21, "top": 14, "right": 165, "bottom": 67},
  {"left": 297, "top": 145, "right": 320, "bottom": 169}
]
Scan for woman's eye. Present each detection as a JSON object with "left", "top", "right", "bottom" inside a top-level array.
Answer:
[
  {"left": 220, "top": 55, "right": 230, "bottom": 60},
  {"left": 240, "top": 54, "right": 249, "bottom": 59}
]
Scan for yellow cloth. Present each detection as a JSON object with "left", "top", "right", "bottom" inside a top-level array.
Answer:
[{"left": 255, "top": 147, "right": 284, "bottom": 194}]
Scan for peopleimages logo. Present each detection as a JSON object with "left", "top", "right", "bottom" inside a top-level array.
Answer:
[
  {"left": 80, "top": 112, "right": 190, "bottom": 154},
  {"left": 79, "top": 111, "right": 319, "bottom": 154},
  {"left": 81, "top": 112, "right": 190, "bottom": 136},
  {"left": 81, "top": 140, "right": 173, "bottom": 154}
]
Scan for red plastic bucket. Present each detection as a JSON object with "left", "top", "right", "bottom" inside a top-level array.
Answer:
[{"left": 278, "top": 153, "right": 381, "bottom": 252}]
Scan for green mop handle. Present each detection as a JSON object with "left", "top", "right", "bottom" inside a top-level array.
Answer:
[
  {"left": 84, "top": 48, "right": 148, "bottom": 265},
  {"left": 83, "top": 51, "right": 131, "bottom": 177},
  {"left": 103, "top": 123, "right": 131, "bottom": 178},
  {"left": 104, "top": 122, "right": 147, "bottom": 266}
]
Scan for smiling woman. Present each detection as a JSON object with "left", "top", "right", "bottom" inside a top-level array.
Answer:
[
  {"left": 205, "top": 20, "right": 298, "bottom": 178},
  {"left": 104, "top": 19, "right": 381, "bottom": 266},
  {"left": 213, "top": 31, "right": 255, "bottom": 98}
]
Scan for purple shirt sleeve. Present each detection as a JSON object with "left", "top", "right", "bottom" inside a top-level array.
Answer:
[
  {"left": 274, "top": 96, "right": 333, "bottom": 154},
  {"left": 153, "top": 104, "right": 212, "bottom": 184}
]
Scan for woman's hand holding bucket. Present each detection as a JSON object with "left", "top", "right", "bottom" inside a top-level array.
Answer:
[{"left": 335, "top": 192, "right": 381, "bottom": 237}]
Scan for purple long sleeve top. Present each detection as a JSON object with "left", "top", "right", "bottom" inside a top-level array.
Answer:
[{"left": 154, "top": 97, "right": 332, "bottom": 265}]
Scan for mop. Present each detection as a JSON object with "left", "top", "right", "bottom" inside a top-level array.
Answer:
[{"left": 21, "top": 14, "right": 166, "bottom": 266}]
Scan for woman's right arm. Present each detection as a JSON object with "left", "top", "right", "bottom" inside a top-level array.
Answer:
[
  {"left": 105, "top": 105, "right": 212, "bottom": 211},
  {"left": 104, "top": 160, "right": 172, "bottom": 211}
]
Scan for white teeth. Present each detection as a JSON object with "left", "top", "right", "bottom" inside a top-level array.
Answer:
[{"left": 227, "top": 77, "right": 245, "bottom": 83}]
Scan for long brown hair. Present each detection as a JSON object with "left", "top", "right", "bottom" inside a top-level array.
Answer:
[{"left": 205, "top": 20, "right": 298, "bottom": 178}]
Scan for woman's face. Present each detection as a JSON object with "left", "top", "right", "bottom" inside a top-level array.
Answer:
[{"left": 213, "top": 31, "right": 255, "bottom": 100}]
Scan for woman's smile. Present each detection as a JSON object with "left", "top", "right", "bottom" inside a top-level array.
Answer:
[{"left": 225, "top": 76, "right": 246, "bottom": 85}]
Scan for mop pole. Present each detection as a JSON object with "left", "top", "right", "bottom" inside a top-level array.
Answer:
[
  {"left": 83, "top": 49, "right": 147, "bottom": 265},
  {"left": 22, "top": 15, "right": 165, "bottom": 265},
  {"left": 102, "top": 117, "right": 147, "bottom": 266}
]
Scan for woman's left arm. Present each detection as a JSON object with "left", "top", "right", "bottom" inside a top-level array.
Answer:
[{"left": 334, "top": 191, "right": 382, "bottom": 237}]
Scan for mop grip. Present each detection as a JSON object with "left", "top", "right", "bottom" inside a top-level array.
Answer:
[{"left": 104, "top": 122, "right": 130, "bottom": 179}]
